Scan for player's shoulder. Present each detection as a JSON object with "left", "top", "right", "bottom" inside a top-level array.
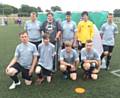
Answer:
[
  {"left": 93, "top": 48, "right": 99, "bottom": 54},
  {"left": 88, "top": 20, "right": 93, "bottom": 25},
  {"left": 72, "top": 49, "right": 78, "bottom": 56},
  {"left": 36, "top": 20, "right": 41, "bottom": 24},
  {"left": 49, "top": 43, "right": 55, "bottom": 48},
  {"left": 102, "top": 22, "right": 108, "bottom": 27},
  {"left": 112, "top": 22, "right": 117, "bottom": 27},
  {"left": 38, "top": 42, "right": 44, "bottom": 47},
  {"left": 16, "top": 43, "right": 27, "bottom": 49},
  {"left": 79, "top": 20, "right": 84, "bottom": 24},
  {"left": 16, "top": 43, "right": 21, "bottom": 49},
  {"left": 61, "top": 49, "right": 66, "bottom": 53},
  {"left": 28, "top": 42, "right": 35, "bottom": 46},
  {"left": 81, "top": 48, "right": 86, "bottom": 52},
  {"left": 28, "top": 42, "right": 36, "bottom": 48},
  {"left": 72, "top": 49, "right": 77, "bottom": 53},
  {"left": 71, "top": 20, "right": 76, "bottom": 24},
  {"left": 62, "top": 20, "right": 66, "bottom": 24}
]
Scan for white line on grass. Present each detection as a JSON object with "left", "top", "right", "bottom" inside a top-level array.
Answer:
[{"left": 110, "top": 69, "right": 120, "bottom": 77}]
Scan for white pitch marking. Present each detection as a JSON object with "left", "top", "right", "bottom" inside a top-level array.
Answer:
[{"left": 110, "top": 69, "right": 120, "bottom": 77}]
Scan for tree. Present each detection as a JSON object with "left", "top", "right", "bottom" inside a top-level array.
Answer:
[
  {"left": 45, "top": 9, "right": 51, "bottom": 13},
  {"left": 114, "top": 9, "right": 120, "bottom": 17},
  {"left": 18, "top": 4, "right": 38, "bottom": 17},
  {"left": 12, "top": 7, "right": 18, "bottom": 14},
  {"left": 0, "top": 4, "right": 18, "bottom": 15},
  {"left": 37, "top": 7, "right": 43, "bottom": 12},
  {"left": 51, "top": 6, "right": 62, "bottom": 12}
]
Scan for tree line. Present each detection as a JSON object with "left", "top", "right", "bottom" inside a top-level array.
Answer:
[
  {"left": 0, "top": 4, "right": 61, "bottom": 16},
  {"left": 0, "top": 4, "right": 119, "bottom": 17}
]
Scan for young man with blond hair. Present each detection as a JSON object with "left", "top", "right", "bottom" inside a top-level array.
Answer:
[{"left": 59, "top": 41, "right": 79, "bottom": 80}]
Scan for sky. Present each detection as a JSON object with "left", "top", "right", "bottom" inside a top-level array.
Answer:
[{"left": 0, "top": 0, "right": 120, "bottom": 12}]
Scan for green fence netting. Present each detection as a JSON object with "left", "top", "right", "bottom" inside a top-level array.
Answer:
[{"left": 38, "top": 11, "right": 108, "bottom": 29}]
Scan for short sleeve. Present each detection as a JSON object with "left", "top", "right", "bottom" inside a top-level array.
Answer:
[
  {"left": 33, "top": 45, "right": 38, "bottom": 56},
  {"left": 114, "top": 24, "right": 118, "bottom": 34},
  {"left": 73, "top": 50, "right": 79, "bottom": 61},
  {"left": 100, "top": 24, "right": 105, "bottom": 34},
  {"left": 14, "top": 46, "right": 20, "bottom": 58},
  {"left": 94, "top": 50, "right": 100, "bottom": 61},
  {"left": 81, "top": 49, "right": 87, "bottom": 61},
  {"left": 73, "top": 22, "right": 77, "bottom": 33},
  {"left": 38, "top": 44, "right": 41, "bottom": 56},
  {"left": 60, "top": 50, "right": 64, "bottom": 61},
  {"left": 56, "top": 21, "right": 62, "bottom": 32},
  {"left": 52, "top": 45, "right": 56, "bottom": 56}
]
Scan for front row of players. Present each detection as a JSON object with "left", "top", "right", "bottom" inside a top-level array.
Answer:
[{"left": 6, "top": 31, "right": 100, "bottom": 90}]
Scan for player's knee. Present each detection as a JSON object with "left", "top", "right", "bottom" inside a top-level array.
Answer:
[
  {"left": 104, "top": 51, "right": 109, "bottom": 56},
  {"left": 35, "top": 66, "right": 41, "bottom": 74},
  {"left": 60, "top": 65, "right": 66, "bottom": 71},
  {"left": 70, "top": 73, "right": 77, "bottom": 81},
  {"left": 47, "top": 76, "right": 52, "bottom": 83},
  {"left": 25, "top": 80, "right": 32, "bottom": 85},
  {"left": 92, "top": 69, "right": 100, "bottom": 74},
  {"left": 109, "top": 53, "right": 112, "bottom": 56},
  {"left": 83, "top": 63, "right": 90, "bottom": 70},
  {"left": 6, "top": 68, "right": 17, "bottom": 76},
  {"left": 91, "top": 74, "right": 98, "bottom": 80}
]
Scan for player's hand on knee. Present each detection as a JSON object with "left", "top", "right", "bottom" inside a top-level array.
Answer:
[
  {"left": 70, "top": 64, "right": 74, "bottom": 68},
  {"left": 6, "top": 67, "right": 17, "bottom": 76},
  {"left": 91, "top": 74, "right": 98, "bottom": 80},
  {"left": 83, "top": 63, "right": 90, "bottom": 70},
  {"left": 92, "top": 69, "right": 99, "bottom": 74},
  {"left": 60, "top": 65, "right": 66, "bottom": 71},
  {"left": 47, "top": 76, "right": 52, "bottom": 83},
  {"left": 29, "top": 68, "right": 34, "bottom": 76},
  {"left": 104, "top": 51, "right": 109, "bottom": 56},
  {"left": 25, "top": 80, "right": 32, "bottom": 85},
  {"left": 70, "top": 73, "right": 77, "bottom": 81},
  {"left": 5, "top": 66, "right": 10, "bottom": 74},
  {"left": 35, "top": 66, "right": 41, "bottom": 74}
]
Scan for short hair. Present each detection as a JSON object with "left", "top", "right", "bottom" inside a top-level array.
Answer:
[
  {"left": 19, "top": 31, "right": 28, "bottom": 36},
  {"left": 43, "top": 34, "right": 50, "bottom": 39},
  {"left": 30, "top": 12, "right": 37, "bottom": 16},
  {"left": 66, "top": 11, "right": 71, "bottom": 16},
  {"left": 86, "top": 39, "right": 93, "bottom": 43},
  {"left": 47, "top": 12, "right": 54, "bottom": 16},
  {"left": 81, "top": 11, "right": 88, "bottom": 17},
  {"left": 108, "top": 13, "right": 113, "bottom": 17},
  {"left": 64, "top": 41, "right": 72, "bottom": 47},
  {"left": 108, "top": 13, "right": 113, "bottom": 16},
  {"left": 107, "top": 13, "right": 113, "bottom": 18}
]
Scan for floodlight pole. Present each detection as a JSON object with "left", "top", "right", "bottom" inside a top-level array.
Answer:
[{"left": 3, "top": 8, "right": 4, "bottom": 16}]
